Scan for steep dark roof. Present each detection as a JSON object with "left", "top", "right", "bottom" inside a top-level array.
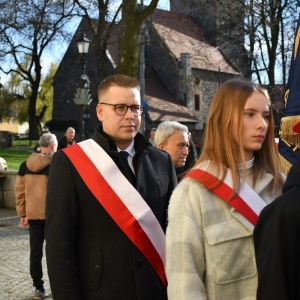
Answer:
[
  {"left": 91, "top": 15, "right": 198, "bottom": 122},
  {"left": 54, "top": 9, "right": 242, "bottom": 126},
  {"left": 145, "top": 63, "right": 198, "bottom": 123},
  {"left": 148, "top": 9, "right": 240, "bottom": 74}
]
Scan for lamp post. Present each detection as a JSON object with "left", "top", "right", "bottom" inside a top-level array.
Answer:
[
  {"left": 77, "top": 33, "right": 91, "bottom": 75},
  {"left": 139, "top": 0, "right": 148, "bottom": 136},
  {"left": 73, "top": 33, "right": 92, "bottom": 141}
]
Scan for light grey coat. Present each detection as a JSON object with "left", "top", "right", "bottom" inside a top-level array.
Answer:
[{"left": 166, "top": 172, "right": 280, "bottom": 300}]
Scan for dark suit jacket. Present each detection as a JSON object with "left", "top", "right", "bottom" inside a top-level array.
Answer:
[
  {"left": 45, "top": 126, "right": 177, "bottom": 300},
  {"left": 254, "top": 159, "right": 300, "bottom": 300},
  {"left": 57, "top": 135, "right": 76, "bottom": 150}
]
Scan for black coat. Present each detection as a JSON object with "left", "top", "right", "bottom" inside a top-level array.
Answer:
[
  {"left": 254, "top": 159, "right": 300, "bottom": 300},
  {"left": 57, "top": 135, "right": 76, "bottom": 150},
  {"left": 45, "top": 127, "right": 177, "bottom": 300}
]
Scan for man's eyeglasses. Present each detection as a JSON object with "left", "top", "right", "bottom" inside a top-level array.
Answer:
[{"left": 100, "top": 103, "right": 145, "bottom": 117}]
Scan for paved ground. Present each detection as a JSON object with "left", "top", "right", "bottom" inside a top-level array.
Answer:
[{"left": 0, "top": 209, "right": 52, "bottom": 300}]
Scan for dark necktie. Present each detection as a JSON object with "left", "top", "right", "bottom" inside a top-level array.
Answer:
[{"left": 119, "top": 151, "right": 136, "bottom": 185}]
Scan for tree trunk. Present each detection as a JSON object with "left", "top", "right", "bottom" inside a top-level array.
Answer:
[
  {"left": 28, "top": 83, "right": 39, "bottom": 140},
  {"left": 117, "top": 1, "right": 142, "bottom": 78},
  {"left": 117, "top": 0, "right": 159, "bottom": 78}
]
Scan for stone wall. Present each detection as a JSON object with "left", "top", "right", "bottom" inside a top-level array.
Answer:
[
  {"left": 0, "top": 171, "right": 17, "bottom": 209},
  {"left": 0, "top": 131, "right": 13, "bottom": 148}
]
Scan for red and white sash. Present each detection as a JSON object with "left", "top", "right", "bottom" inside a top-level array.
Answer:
[
  {"left": 62, "top": 139, "right": 167, "bottom": 287},
  {"left": 186, "top": 162, "right": 266, "bottom": 226}
]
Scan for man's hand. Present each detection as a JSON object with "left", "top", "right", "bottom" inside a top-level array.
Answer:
[{"left": 20, "top": 217, "right": 28, "bottom": 227}]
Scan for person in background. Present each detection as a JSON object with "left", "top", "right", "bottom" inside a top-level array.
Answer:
[
  {"left": 45, "top": 74, "right": 177, "bottom": 300},
  {"left": 154, "top": 120, "right": 189, "bottom": 181},
  {"left": 57, "top": 127, "right": 76, "bottom": 150},
  {"left": 14, "top": 133, "right": 57, "bottom": 300},
  {"left": 176, "top": 132, "right": 201, "bottom": 175},
  {"left": 254, "top": 155, "right": 300, "bottom": 299},
  {"left": 187, "top": 132, "right": 200, "bottom": 166},
  {"left": 33, "top": 129, "right": 51, "bottom": 153},
  {"left": 166, "top": 79, "right": 285, "bottom": 300},
  {"left": 148, "top": 127, "right": 156, "bottom": 145}
]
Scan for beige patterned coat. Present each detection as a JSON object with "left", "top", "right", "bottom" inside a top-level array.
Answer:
[{"left": 166, "top": 172, "right": 281, "bottom": 300}]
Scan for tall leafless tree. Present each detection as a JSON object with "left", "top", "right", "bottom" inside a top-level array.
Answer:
[
  {"left": 170, "top": 0, "right": 299, "bottom": 88},
  {"left": 0, "top": 0, "right": 77, "bottom": 139},
  {"left": 74, "top": 0, "right": 159, "bottom": 78},
  {"left": 74, "top": 0, "right": 122, "bottom": 78}
]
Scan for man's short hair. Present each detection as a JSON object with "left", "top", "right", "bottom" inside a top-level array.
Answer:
[
  {"left": 66, "top": 127, "right": 75, "bottom": 132},
  {"left": 97, "top": 74, "right": 140, "bottom": 101},
  {"left": 150, "top": 128, "right": 156, "bottom": 132},
  {"left": 153, "top": 121, "right": 189, "bottom": 146},
  {"left": 39, "top": 134, "right": 58, "bottom": 148}
]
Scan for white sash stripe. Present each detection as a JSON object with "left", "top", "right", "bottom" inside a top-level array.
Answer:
[
  {"left": 223, "top": 172, "right": 266, "bottom": 215},
  {"left": 196, "top": 161, "right": 266, "bottom": 216},
  {"left": 78, "top": 139, "right": 166, "bottom": 265}
]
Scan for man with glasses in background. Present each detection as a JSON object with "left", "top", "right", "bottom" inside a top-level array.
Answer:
[{"left": 45, "top": 74, "right": 177, "bottom": 300}]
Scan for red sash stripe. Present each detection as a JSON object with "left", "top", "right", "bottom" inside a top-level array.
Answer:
[
  {"left": 62, "top": 144, "right": 167, "bottom": 287},
  {"left": 187, "top": 169, "right": 259, "bottom": 226}
]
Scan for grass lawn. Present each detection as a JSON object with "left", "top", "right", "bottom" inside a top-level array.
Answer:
[
  {"left": 12, "top": 138, "right": 39, "bottom": 148},
  {"left": 0, "top": 138, "right": 38, "bottom": 170}
]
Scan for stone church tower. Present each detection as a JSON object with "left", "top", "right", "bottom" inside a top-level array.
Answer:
[{"left": 169, "top": 0, "right": 250, "bottom": 79}]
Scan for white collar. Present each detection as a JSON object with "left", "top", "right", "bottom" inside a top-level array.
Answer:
[
  {"left": 237, "top": 157, "right": 255, "bottom": 172},
  {"left": 117, "top": 140, "right": 135, "bottom": 158}
]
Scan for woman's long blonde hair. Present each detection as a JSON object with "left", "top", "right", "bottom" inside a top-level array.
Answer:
[{"left": 196, "top": 79, "right": 284, "bottom": 197}]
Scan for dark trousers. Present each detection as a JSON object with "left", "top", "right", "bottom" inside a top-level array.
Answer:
[{"left": 29, "top": 220, "right": 45, "bottom": 290}]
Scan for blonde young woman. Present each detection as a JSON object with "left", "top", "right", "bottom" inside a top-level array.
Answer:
[{"left": 166, "top": 79, "right": 285, "bottom": 300}]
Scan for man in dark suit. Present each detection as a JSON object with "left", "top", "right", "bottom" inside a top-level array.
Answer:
[
  {"left": 45, "top": 74, "right": 177, "bottom": 300},
  {"left": 57, "top": 127, "right": 76, "bottom": 150},
  {"left": 254, "top": 158, "right": 300, "bottom": 300}
]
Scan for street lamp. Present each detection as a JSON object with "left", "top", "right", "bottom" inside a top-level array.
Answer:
[
  {"left": 77, "top": 33, "right": 91, "bottom": 75},
  {"left": 73, "top": 33, "right": 92, "bottom": 141}
]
